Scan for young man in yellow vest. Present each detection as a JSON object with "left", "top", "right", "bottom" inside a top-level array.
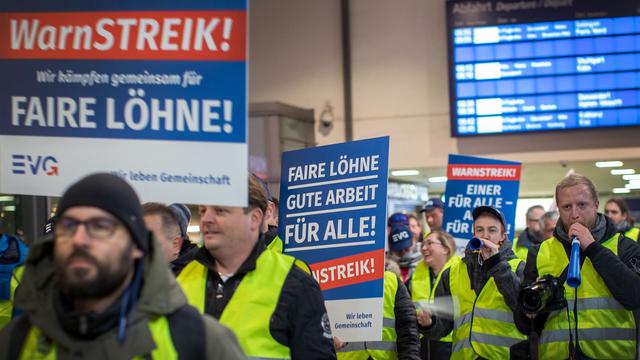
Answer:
[
  {"left": 417, "top": 206, "right": 526, "bottom": 359},
  {"left": 0, "top": 173, "right": 244, "bottom": 359},
  {"left": 177, "top": 174, "right": 336, "bottom": 359},
  {"left": 515, "top": 174, "right": 640, "bottom": 359}
]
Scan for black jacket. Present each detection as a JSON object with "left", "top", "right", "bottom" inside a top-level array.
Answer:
[
  {"left": 515, "top": 217, "right": 640, "bottom": 336},
  {"left": 516, "top": 227, "right": 541, "bottom": 251},
  {"left": 193, "top": 236, "right": 336, "bottom": 360},
  {"left": 391, "top": 274, "right": 421, "bottom": 359},
  {"left": 170, "top": 241, "right": 199, "bottom": 276}
]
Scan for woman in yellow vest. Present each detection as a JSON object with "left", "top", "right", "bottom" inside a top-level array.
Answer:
[
  {"left": 604, "top": 197, "right": 639, "bottom": 241},
  {"left": 408, "top": 230, "right": 459, "bottom": 359},
  {"left": 418, "top": 206, "right": 526, "bottom": 359}
]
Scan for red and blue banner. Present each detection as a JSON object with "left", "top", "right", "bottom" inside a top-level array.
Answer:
[
  {"left": 443, "top": 154, "right": 521, "bottom": 253},
  {"left": 0, "top": 0, "right": 248, "bottom": 206},
  {"left": 279, "top": 137, "right": 389, "bottom": 341}
]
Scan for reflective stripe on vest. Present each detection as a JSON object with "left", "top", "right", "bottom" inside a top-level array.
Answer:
[
  {"left": 453, "top": 333, "right": 524, "bottom": 353},
  {"left": 540, "top": 328, "right": 636, "bottom": 343},
  {"left": 337, "top": 271, "right": 398, "bottom": 360},
  {"left": 340, "top": 339, "right": 398, "bottom": 352},
  {"left": 449, "top": 257, "right": 526, "bottom": 360},
  {"left": 537, "top": 235, "right": 636, "bottom": 359},
  {"left": 625, "top": 227, "right": 639, "bottom": 241},
  {"left": 19, "top": 316, "right": 177, "bottom": 359},
  {"left": 177, "top": 250, "right": 294, "bottom": 359},
  {"left": 0, "top": 265, "right": 24, "bottom": 329}
]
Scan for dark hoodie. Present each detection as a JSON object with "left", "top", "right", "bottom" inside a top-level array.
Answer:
[
  {"left": 0, "top": 236, "right": 245, "bottom": 360},
  {"left": 515, "top": 214, "right": 640, "bottom": 336},
  {"left": 421, "top": 240, "right": 524, "bottom": 340},
  {"left": 170, "top": 241, "right": 199, "bottom": 276}
]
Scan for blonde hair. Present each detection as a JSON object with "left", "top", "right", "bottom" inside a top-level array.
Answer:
[
  {"left": 555, "top": 173, "right": 598, "bottom": 205},
  {"left": 426, "top": 230, "right": 456, "bottom": 259}
]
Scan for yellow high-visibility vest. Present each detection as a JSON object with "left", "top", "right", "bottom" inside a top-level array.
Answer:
[
  {"left": 448, "top": 257, "right": 526, "bottom": 359},
  {"left": 177, "top": 250, "right": 294, "bottom": 359},
  {"left": 337, "top": 271, "right": 398, "bottom": 360},
  {"left": 537, "top": 235, "right": 636, "bottom": 359},
  {"left": 19, "top": 316, "right": 177, "bottom": 359},
  {"left": 0, "top": 265, "right": 24, "bottom": 329},
  {"left": 511, "top": 236, "right": 528, "bottom": 262},
  {"left": 411, "top": 256, "right": 460, "bottom": 343},
  {"left": 625, "top": 227, "right": 639, "bottom": 241}
]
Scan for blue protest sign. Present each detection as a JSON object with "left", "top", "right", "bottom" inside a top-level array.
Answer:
[
  {"left": 0, "top": 0, "right": 248, "bottom": 206},
  {"left": 442, "top": 154, "right": 521, "bottom": 254},
  {"left": 279, "top": 137, "right": 389, "bottom": 341}
]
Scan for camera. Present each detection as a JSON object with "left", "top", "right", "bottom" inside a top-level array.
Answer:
[{"left": 519, "top": 275, "right": 566, "bottom": 317}]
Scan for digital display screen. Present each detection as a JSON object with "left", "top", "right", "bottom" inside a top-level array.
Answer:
[{"left": 447, "top": 0, "right": 640, "bottom": 136}]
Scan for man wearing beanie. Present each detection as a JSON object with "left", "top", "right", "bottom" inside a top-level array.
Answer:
[
  {"left": 0, "top": 173, "right": 244, "bottom": 359},
  {"left": 177, "top": 173, "right": 336, "bottom": 359}
]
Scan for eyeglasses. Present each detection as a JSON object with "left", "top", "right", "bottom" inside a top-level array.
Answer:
[
  {"left": 55, "top": 216, "right": 121, "bottom": 239},
  {"left": 423, "top": 240, "right": 443, "bottom": 247}
]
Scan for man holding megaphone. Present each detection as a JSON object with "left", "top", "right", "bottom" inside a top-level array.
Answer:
[
  {"left": 516, "top": 174, "right": 640, "bottom": 359},
  {"left": 417, "top": 205, "right": 526, "bottom": 359}
]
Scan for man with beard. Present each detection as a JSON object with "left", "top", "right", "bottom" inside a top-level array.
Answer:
[
  {"left": 516, "top": 174, "right": 640, "bottom": 359},
  {"left": 0, "top": 173, "right": 244, "bottom": 359},
  {"left": 177, "top": 174, "right": 336, "bottom": 359}
]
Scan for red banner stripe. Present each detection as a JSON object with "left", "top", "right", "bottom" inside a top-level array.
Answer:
[
  {"left": 447, "top": 164, "right": 521, "bottom": 181},
  {"left": 0, "top": 11, "right": 246, "bottom": 61},
  {"left": 310, "top": 249, "right": 384, "bottom": 291}
]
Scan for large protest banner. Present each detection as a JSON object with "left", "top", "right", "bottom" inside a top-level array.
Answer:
[
  {"left": 442, "top": 154, "right": 521, "bottom": 254},
  {"left": 279, "top": 137, "right": 389, "bottom": 341},
  {"left": 0, "top": 0, "right": 247, "bottom": 205}
]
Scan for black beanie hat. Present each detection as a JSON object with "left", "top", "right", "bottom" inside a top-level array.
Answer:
[{"left": 56, "top": 173, "right": 148, "bottom": 252}]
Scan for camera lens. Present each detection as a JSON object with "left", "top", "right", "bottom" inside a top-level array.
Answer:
[{"left": 521, "top": 289, "right": 543, "bottom": 313}]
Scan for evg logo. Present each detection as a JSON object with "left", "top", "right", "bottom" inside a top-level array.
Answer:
[{"left": 11, "top": 154, "right": 59, "bottom": 176}]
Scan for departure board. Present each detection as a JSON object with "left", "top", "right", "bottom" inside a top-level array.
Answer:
[{"left": 447, "top": 0, "right": 640, "bottom": 136}]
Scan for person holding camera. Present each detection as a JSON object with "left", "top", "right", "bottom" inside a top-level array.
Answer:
[
  {"left": 516, "top": 174, "right": 640, "bottom": 359},
  {"left": 417, "top": 206, "right": 526, "bottom": 359}
]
